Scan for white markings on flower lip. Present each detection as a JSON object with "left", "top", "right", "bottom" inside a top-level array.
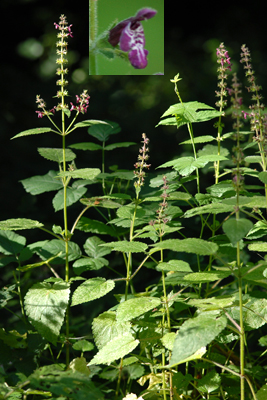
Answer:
[{"left": 108, "top": 7, "right": 157, "bottom": 69}]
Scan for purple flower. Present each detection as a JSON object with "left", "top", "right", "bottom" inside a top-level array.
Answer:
[{"left": 108, "top": 7, "right": 157, "bottom": 69}]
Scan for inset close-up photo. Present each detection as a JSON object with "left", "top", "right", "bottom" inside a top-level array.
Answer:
[{"left": 89, "top": 0, "right": 164, "bottom": 75}]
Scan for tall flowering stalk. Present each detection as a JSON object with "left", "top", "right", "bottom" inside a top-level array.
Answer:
[
  {"left": 214, "top": 43, "right": 232, "bottom": 183},
  {"left": 35, "top": 15, "right": 90, "bottom": 366},
  {"left": 240, "top": 44, "right": 267, "bottom": 209}
]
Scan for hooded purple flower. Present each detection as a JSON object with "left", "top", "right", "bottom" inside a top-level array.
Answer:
[{"left": 108, "top": 7, "right": 157, "bottom": 69}]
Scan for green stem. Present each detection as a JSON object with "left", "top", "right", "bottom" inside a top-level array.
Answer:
[{"left": 89, "top": 0, "right": 98, "bottom": 75}]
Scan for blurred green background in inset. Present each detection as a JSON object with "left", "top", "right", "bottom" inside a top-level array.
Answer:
[{"left": 96, "top": 0, "right": 164, "bottom": 75}]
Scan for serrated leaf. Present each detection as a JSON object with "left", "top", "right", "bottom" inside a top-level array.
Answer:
[
  {"left": 116, "top": 297, "right": 161, "bottom": 322},
  {"left": 79, "top": 196, "right": 121, "bottom": 209},
  {"left": 69, "top": 142, "right": 102, "bottom": 151},
  {"left": 74, "top": 119, "right": 111, "bottom": 128},
  {"left": 248, "top": 242, "right": 267, "bottom": 252},
  {"left": 24, "top": 281, "right": 70, "bottom": 345},
  {"left": 76, "top": 217, "right": 118, "bottom": 237},
  {"left": 223, "top": 218, "right": 253, "bottom": 244},
  {"left": 84, "top": 236, "right": 112, "bottom": 258},
  {"left": 71, "top": 278, "right": 115, "bottom": 306},
  {"left": 157, "top": 101, "right": 222, "bottom": 128},
  {"left": 151, "top": 238, "right": 218, "bottom": 256},
  {"left": 161, "top": 332, "right": 176, "bottom": 351},
  {"left": 156, "top": 259, "right": 192, "bottom": 272},
  {"left": 35, "top": 239, "right": 82, "bottom": 264},
  {"left": 92, "top": 311, "right": 131, "bottom": 350},
  {"left": 180, "top": 135, "right": 215, "bottom": 145},
  {"left": 259, "top": 171, "right": 267, "bottom": 184},
  {"left": 183, "top": 271, "right": 232, "bottom": 283},
  {"left": 72, "top": 257, "right": 108, "bottom": 275},
  {"left": 88, "top": 121, "right": 121, "bottom": 142},
  {"left": 57, "top": 168, "right": 100, "bottom": 180},
  {"left": 184, "top": 203, "right": 233, "bottom": 218},
  {"left": 68, "top": 356, "right": 91, "bottom": 375},
  {"left": 228, "top": 296, "right": 267, "bottom": 331},
  {"left": 0, "top": 328, "right": 27, "bottom": 348},
  {"left": 105, "top": 142, "right": 136, "bottom": 150},
  {"left": 170, "top": 311, "right": 227, "bottom": 366},
  {"left": 0, "top": 230, "right": 26, "bottom": 255},
  {"left": 37, "top": 147, "right": 76, "bottom": 163},
  {"left": 72, "top": 340, "right": 94, "bottom": 352},
  {"left": 102, "top": 241, "right": 148, "bottom": 253},
  {"left": 52, "top": 187, "right": 87, "bottom": 211},
  {"left": 20, "top": 170, "right": 62, "bottom": 195},
  {"left": 29, "top": 368, "right": 104, "bottom": 400},
  {"left": 197, "top": 371, "right": 221, "bottom": 393},
  {"left": 11, "top": 127, "right": 53, "bottom": 140},
  {"left": 88, "top": 333, "right": 139, "bottom": 365}
]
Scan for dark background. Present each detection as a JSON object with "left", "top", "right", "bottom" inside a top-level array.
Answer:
[{"left": 1, "top": 0, "right": 267, "bottom": 225}]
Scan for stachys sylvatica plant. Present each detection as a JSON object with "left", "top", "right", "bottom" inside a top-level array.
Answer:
[{"left": 1, "top": 14, "right": 267, "bottom": 400}]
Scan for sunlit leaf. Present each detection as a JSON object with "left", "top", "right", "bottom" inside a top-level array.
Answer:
[
  {"left": 11, "top": 127, "right": 53, "bottom": 140},
  {"left": 170, "top": 311, "right": 227, "bottom": 366},
  {"left": 88, "top": 333, "right": 139, "bottom": 365},
  {"left": 71, "top": 278, "right": 115, "bottom": 306},
  {"left": 37, "top": 147, "right": 76, "bottom": 163},
  {"left": 116, "top": 297, "right": 161, "bottom": 322},
  {"left": 24, "top": 281, "right": 70, "bottom": 345}
]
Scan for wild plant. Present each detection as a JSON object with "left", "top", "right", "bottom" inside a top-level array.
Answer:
[{"left": 1, "top": 14, "right": 267, "bottom": 400}]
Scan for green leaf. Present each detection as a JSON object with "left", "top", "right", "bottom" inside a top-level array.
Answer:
[
  {"left": 183, "top": 271, "right": 232, "bottom": 283},
  {"left": 105, "top": 142, "right": 136, "bottom": 150},
  {"left": 52, "top": 187, "right": 87, "bottom": 211},
  {"left": 0, "top": 230, "right": 26, "bottom": 255},
  {"left": 248, "top": 242, "right": 267, "bottom": 252},
  {"left": 29, "top": 368, "right": 104, "bottom": 400},
  {"left": 156, "top": 259, "right": 192, "bottom": 272},
  {"left": 228, "top": 296, "right": 267, "bottom": 330},
  {"left": 79, "top": 196, "right": 122, "bottom": 209},
  {"left": 170, "top": 311, "right": 227, "bottom": 366},
  {"left": 68, "top": 356, "right": 90, "bottom": 375},
  {"left": 88, "top": 333, "right": 139, "bottom": 365},
  {"left": 184, "top": 203, "right": 234, "bottom": 218},
  {"left": 24, "top": 281, "right": 70, "bottom": 345},
  {"left": 11, "top": 127, "right": 53, "bottom": 140},
  {"left": 0, "top": 328, "right": 27, "bottom": 348},
  {"left": 35, "top": 239, "right": 82, "bottom": 264},
  {"left": 244, "top": 155, "right": 262, "bottom": 164},
  {"left": 72, "top": 340, "right": 94, "bottom": 352},
  {"left": 71, "top": 278, "right": 115, "bottom": 306},
  {"left": 256, "top": 384, "right": 267, "bottom": 400},
  {"left": 102, "top": 240, "right": 148, "bottom": 253},
  {"left": 76, "top": 217, "right": 118, "bottom": 237},
  {"left": 72, "top": 257, "right": 108, "bottom": 274},
  {"left": 69, "top": 142, "right": 102, "bottom": 151},
  {"left": 17, "top": 252, "right": 63, "bottom": 272},
  {"left": 37, "top": 147, "right": 76, "bottom": 163},
  {"left": 197, "top": 371, "right": 221, "bottom": 393},
  {"left": 57, "top": 168, "right": 100, "bottom": 180},
  {"left": 116, "top": 297, "right": 161, "bottom": 322},
  {"left": 74, "top": 119, "right": 111, "bottom": 128},
  {"left": 92, "top": 311, "right": 131, "bottom": 350},
  {"left": 157, "top": 101, "right": 222, "bottom": 128},
  {"left": 20, "top": 170, "right": 62, "bottom": 195},
  {"left": 84, "top": 236, "right": 112, "bottom": 258},
  {"left": 151, "top": 238, "right": 218, "bottom": 256},
  {"left": 88, "top": 121, "right": 121, "bottom": 142},
  {"left": 259, "top": 171, "right": 267, "bottom": 184},
  {"left": 180, "top": 135, "right": 215, "bottom": 145},
  {"left": 223, "top": 218, "right": 253, "bottom": 244}
]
